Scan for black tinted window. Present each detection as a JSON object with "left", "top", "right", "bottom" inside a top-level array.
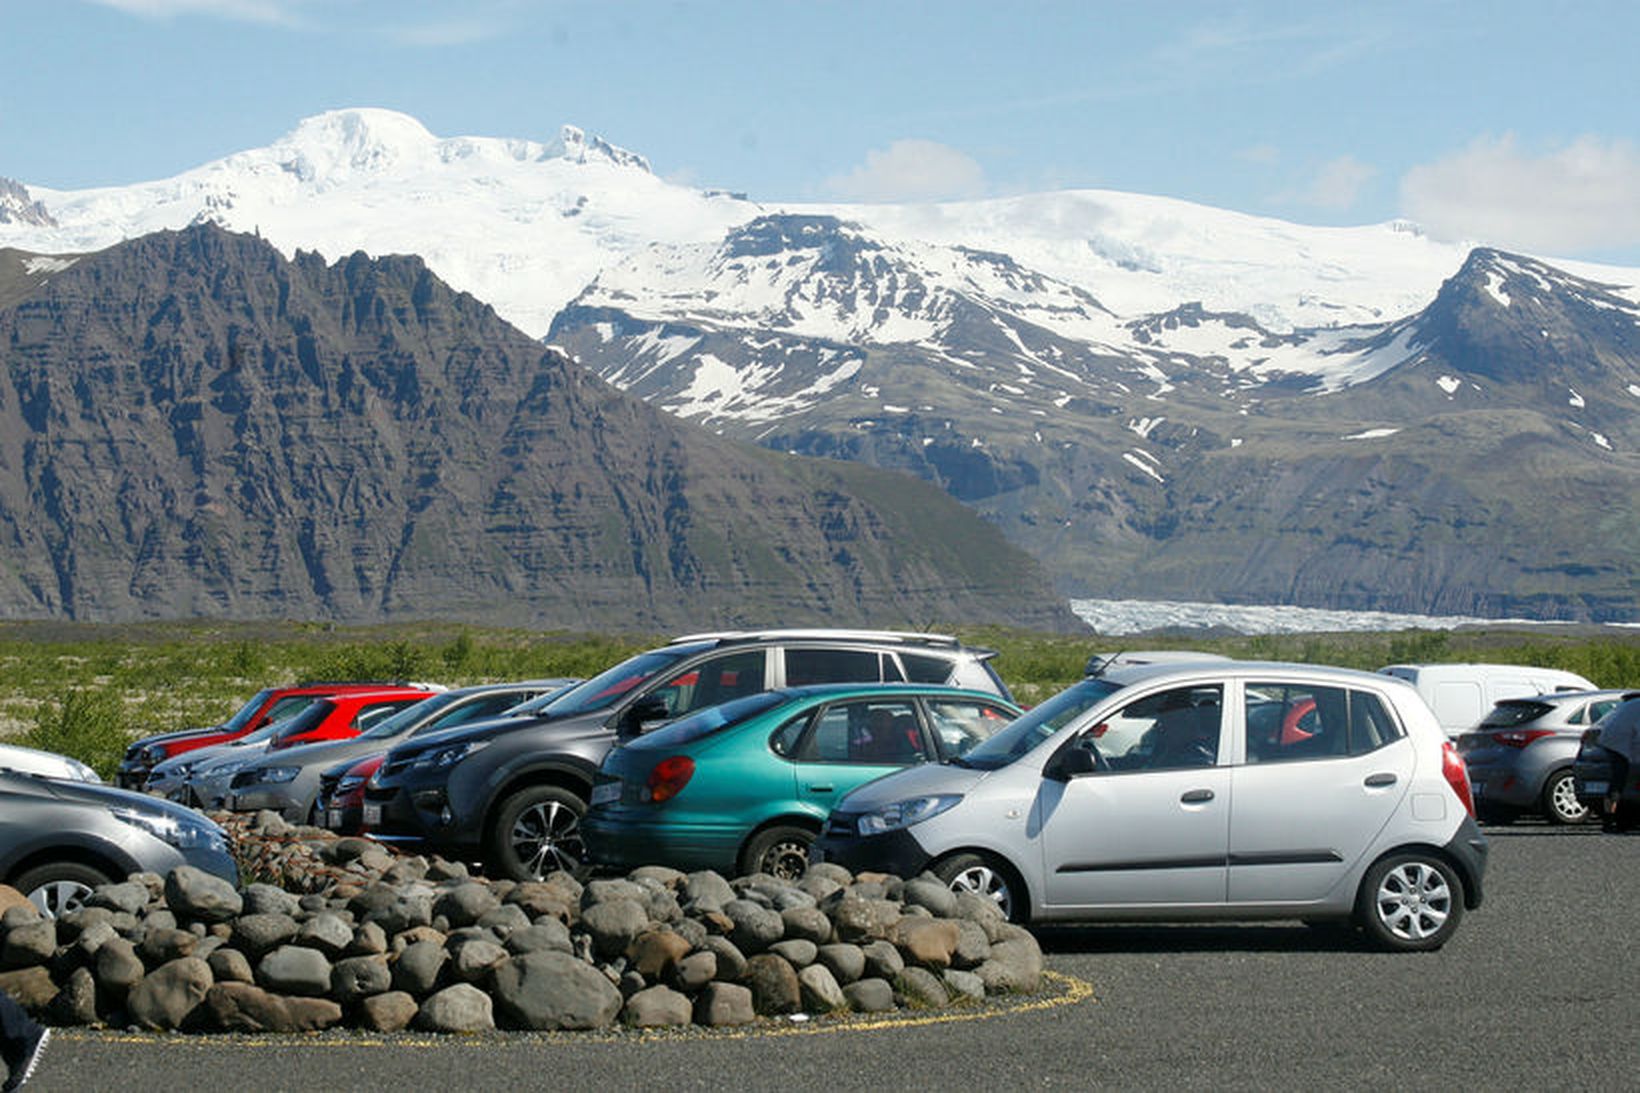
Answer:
[
  {"left": 795, "top": 699, "right": 926, "bottom": 765},
  {"left": 1480, "top": 701, "right": 1552, "bottom": 728},
  {"left": 900, "top": 653, "right": 955, "bottom": 684},
  {"left": 785, "top": 648, "right": 882, "bottom": 687},
  {"left": 1348, "top": 690, "right": 1403, "bottom": 754}
]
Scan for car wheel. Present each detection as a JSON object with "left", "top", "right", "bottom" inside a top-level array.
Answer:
[
  {"left": 1355, "top": 852, "right": 1465, "bottom": 952},
  {"left": 934, "top": 852, "right": 1025, "bottom": 923},
  {"left": 14, "top": 861, "right": 115, "bottom": 919},
  {"left": 1542, "top": 770, "right": 1591, "bottom": 825},
  {"left": 487, "top": 785, "right": 588, "bottom": 882},
  {"left": 738, "top": 825, "right": 815, "bottom": 881}
]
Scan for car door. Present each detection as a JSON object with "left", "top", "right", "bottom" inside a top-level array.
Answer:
[
  {"left": 1228, "top": 680, "right": 1414, "bottom": 904},
  {"left": 1037, "top": 684, "right": 1231, "bottom": 911},
  {"left": 788, "top": 696, "right": 932, "bottom": 820}
]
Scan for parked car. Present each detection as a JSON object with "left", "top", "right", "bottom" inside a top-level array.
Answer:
[
  {"left": 117, "top": 680, "right": 443, "bottom": 788},
  {"left": 224, "top": 680, "right": 577, "bottom": 823},
  {"left": 315, "top": 754, "right": 383, "bottom": 836},
  {"left": 0, "top": 742, "right": 101, "bottom": 784},
  {"left": 157, "top": 688, "right": 436, "bottom": 809},
  {"left": 1457, "top": 690, "right": 1637, "bottom": 825},
  {"left": 1377, "top": 663, "right": 1597, "bottom": 737},
  {"left": 1573, "top": 696, "right": 1640, "bottom": 829},
  {"left": 363, "top": 629, "right": 1012, "bottom": 880},
  {"left": 815, "top": 660, "right": 1488, "bottom": 952},
  {"left": 0, "top": 768, "right": 237, "bottom": 917},
  {"left": 583, "top": 684, "right": 1023, "bottom": 879}
]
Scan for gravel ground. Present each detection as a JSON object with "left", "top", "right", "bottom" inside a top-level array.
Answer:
[{"left": 35, "top": 822, "right": 1640, "bottom": 1090}]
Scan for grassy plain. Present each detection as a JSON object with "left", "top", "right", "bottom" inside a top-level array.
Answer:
[{"left": 3, "top": 619, "right": 1638, "bottom": 779}]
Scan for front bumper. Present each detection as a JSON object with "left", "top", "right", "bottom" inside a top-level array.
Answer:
[
  {"left": 810, "top": 812, "right": 936, "bottom": 879},
  {"left": 224, "top": 783, "right": 304, "bottom": 821}
]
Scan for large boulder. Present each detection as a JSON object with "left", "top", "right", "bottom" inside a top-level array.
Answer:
[
  {"left": 417, "top": 983, "right": 495, "bottom": 1033},
  {"left": 165, "top": 867, "right": 243, "bottom": 923},
  {"left": 491, "top": 951, "right": 622, "bottom": 1031},
  {"left": 206, "top": 982, "right": 343, "bottom": 1032},
  {"left": 256, "top": 945, "right": 333, "bottom": 996},
  {"left": 128, "top": 956, "right": 214, "bottom": 1030}
]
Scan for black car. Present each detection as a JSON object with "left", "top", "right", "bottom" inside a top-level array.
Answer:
[
  {"left": 0, "top": 769, "right": 238, "bottom": 917},
  {"left": 362, "top": 629, "right": 1011, "bottom": 880},
  {"left": 1573, "top": 696, "right": 1640, "bottom": 830}
]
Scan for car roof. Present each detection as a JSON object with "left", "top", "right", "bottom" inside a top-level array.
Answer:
[
  {"left": 667, "top": 628, "right": 967, "bottom": 651},
  {"left": 1094, "top": 659, "right": 1402, "bottom": 689},
  {"left": 773, "top": 682, "right": 1019, "bottom": 704}
]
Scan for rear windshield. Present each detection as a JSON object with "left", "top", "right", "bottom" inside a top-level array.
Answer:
[
  {"left": 632, "top": 692, "right": 787, "bottom": 749},
  {"left": 1480, "top": 701, "right": 1553, "bottom": 728},
  {"left": 958, "top": 678, "right": 1122, "bottom": 770}
]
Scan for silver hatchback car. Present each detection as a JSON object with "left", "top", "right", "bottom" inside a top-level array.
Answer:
[
  {"left": 815, "top": 660, "right": 1488, "bottom": 952},
  {"left": 1457, "top": 690, "right": 1638, "bottom": 825}
]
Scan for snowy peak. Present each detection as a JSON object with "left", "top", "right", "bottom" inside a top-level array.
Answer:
[
  {"left": 547, "top": 125, "right": 651, "bottom": 172},
  {"left": 0, "top": 178, "right": 56, "bottom": 228}
]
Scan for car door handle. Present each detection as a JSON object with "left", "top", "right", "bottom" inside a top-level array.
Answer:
[
  {"left": 1180, "top": 789, "right": 1215, "bottom": 803},
  {"left": 807, "top": 784, "right": 834, "bottom": 794},
  {"left": 1364, "top": 773, "right": 1397, "bottom": 787}
]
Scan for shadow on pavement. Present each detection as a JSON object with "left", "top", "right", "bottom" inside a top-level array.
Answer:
[{"left": 1032, "top": 921, "right": 1373, "bottom": 955}]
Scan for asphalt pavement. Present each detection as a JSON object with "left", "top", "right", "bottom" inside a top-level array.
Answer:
[{"left": 36, "top": 822, "right": 1640, "bottom": 1090}]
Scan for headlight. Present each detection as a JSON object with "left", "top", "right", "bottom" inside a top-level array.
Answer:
[
  {"left": 415, "top": 740, "right": 491, "bottom": 769},
  {"left": 161, "top": 761, "right": 196, "bottom": 779},
  {"left": 66, "top": 757, "right": 101, "bottom": 784},
  {"left": 253, "top": 766, "right": 301, "bottom": 784},
  {"left": 856, "top": 794, "right": 963, "bottom": 836},
  {"left": 113, "top": 806, "right": 228, "bottom": 852},
  {"left": 337, "top": 776, "right": 364, "bottom": 793},
  {"left": 141, "top": 745, "right": 168, "bottom": 765}
]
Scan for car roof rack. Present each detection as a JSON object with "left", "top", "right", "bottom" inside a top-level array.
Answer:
[
  {"left": 668, "top": 629, "right": 963, "bottom": 650},
  {"left": 1085, "top": 650, "right": 1232, "bottom": 677}
]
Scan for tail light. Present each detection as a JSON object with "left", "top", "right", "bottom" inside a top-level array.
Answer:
[
  {"left": 644, "top": 756, "right": 695, "bottom": 803},
  {"left": 1441, "top": 741, "right": 1476, "bottom": 818},
  {"left": 1492, "top": 728, "right": 1556, "bottom": 749}
]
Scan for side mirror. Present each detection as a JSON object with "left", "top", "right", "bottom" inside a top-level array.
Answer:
[
  {"left": 1049, "top": 744, "right": 1099, "bottom": 780},
  {"left": 618, "top": 695, "right": 671, "bottom": 739}
]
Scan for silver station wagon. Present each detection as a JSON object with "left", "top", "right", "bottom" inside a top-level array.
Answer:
[{"left": 815, "top": 660, "right": 1488, "bottom": 952}]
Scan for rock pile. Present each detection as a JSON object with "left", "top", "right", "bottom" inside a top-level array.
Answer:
[{"left": 0, "top": 819, "right": 1042, "bottom": 1034}]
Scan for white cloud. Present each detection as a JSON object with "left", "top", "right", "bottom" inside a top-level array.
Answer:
[
  {"left": 86, "top": 0, "right": 302, "bottom": 22},
  {"left": 824, "top": 140, "right": 988, "bottom": 203},
  {"left": 1401, "top": 134, "right": 1640, "bottom": 254},
  {"left": 1298, "top": 155, "right": 1376, "bottom": 210}
]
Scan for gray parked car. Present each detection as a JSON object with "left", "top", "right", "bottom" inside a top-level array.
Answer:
[
  {"left": 1457, "top": 690, "right": 1638, "bottom": 825},
  {"left": 223, "top": 680, "right": 578, "bottom": 823},
  {"left": 0, "top": 769, "right": 237, "bottom": 917},
  {"left": 815, "top": 660, "right": 1488, "bottom": 952}
]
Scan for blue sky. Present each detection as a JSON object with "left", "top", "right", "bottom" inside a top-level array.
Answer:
[{"left": 5, "top": 0, "right": 1639, "bottom": 262}]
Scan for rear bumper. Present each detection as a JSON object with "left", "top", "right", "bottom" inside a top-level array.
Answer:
[
  {"left": 1444, "top": 814, "right": 1489, "bottom": 910},
  {"left": 581, "top": 810, "right": 741, "bottom": 874}
]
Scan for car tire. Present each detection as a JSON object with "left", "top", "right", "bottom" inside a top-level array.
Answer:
[
  {"left": 14, "top": 861, "right": 115, "bottom": 919},
  {"left": 934, "top": 852, "right": 1026, "bottom": 924},
  {"left": 486, "top": 785, "right": 588, "bottom": 882},
  {"left": 1355, "top": 851, "right": 1465, "bottom": 952},
  {"left": 738, "top": 824, "right": 815, "bottom": 881},
  {"left": 1541, "top": 770, "right": 1591, "bottom": 825}
]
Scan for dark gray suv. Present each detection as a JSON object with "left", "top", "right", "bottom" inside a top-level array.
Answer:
[
  {"left": 363, "top": 629, "right": 1010, "bottom": 880},
  {"left": 0, "top": 770, "right": 238, "bottom": 916}
]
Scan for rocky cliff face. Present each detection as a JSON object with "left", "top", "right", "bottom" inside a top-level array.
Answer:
[{"left": 0, "top": 225, "right": 1074, "bottom": 630}]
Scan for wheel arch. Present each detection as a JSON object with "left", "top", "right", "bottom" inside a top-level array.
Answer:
[
  {"left": 4, "top": 844, "right": 130, "bottom": 891},
  {"left": 928, "top": 845, "right": 1035, "bottom": 922},
  {"left": 1362, "top": 841, "right": 1481, "bottom": 911},
  {"left": 483, "top": 763, "right": 595, "bottom": 837}
]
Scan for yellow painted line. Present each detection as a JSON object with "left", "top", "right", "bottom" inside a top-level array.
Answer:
[{"left": 54, "top": 970, "right": 1096, "bottom": 1048}]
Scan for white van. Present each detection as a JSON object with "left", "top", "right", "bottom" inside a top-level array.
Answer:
[{"left": 1376, "top": 663, "right": 1598, "bottom": 736}]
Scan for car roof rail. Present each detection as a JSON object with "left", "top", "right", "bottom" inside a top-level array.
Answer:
[{"left": 667, "top": 628, "right": 963, "bottom": 650}]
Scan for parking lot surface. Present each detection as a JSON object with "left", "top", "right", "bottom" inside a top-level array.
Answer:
[{"left": 40, "top": 823, "right": 1640, "bottom": 1090}]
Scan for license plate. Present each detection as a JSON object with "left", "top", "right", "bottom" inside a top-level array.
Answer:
[
  {"left": 327, "top": 808, "right": 343, "bottom": 829},
  {"left": 590, "top": 782, "right": 621, "bottom": 806},
  {"left": 1584, "top": 780, "right": 1608, "bottom": 796},
  {"left": 1470, "top": 781, "right": 1484, "bottom": 797},
  {"left": 363, "top": 803, "right": 382, "bottom": 826}
]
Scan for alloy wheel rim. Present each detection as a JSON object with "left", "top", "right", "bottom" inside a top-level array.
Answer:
[
  {"left": 1373, "top": 861, "right": 1451, "bottom": 941},
  {"left": 948, "top": 864, "right": 1013, "bottom": 919},
  {"left": 759, "top": 838, "right": 812, "bottom": 881},
  {"left": 509, "top": 800, "right": 584, "bottom": 879},
  {"left": 1551, "top": 775, "right": 1589, "bottom": 822},
  {"left": 28, "top": 880, "right": 92, "bottom": 919}
]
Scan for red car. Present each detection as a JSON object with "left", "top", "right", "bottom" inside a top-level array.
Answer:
[
  {"left": 117, "top": 681, "right": 436, "bottom": 788},
  {"left": 315, "top": 754, "right": 383, "bottom": 835}
]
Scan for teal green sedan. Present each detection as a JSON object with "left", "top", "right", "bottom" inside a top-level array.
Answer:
[{"left": 582, "top": 684, "right": 1023, "bottom": 879}]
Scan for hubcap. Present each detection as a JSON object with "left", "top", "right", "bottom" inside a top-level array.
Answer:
[
  {"left": 1550, "top": 775, "right": 1589, "bottom": 823},
  {"left": 28, "top": 879, "right": 93, "bottom": 919},
  {"left": 1374, "top": 861, "right": 1451, "bottom": 941},
  {"left": 947, "top": 863, "right": 1013, "bottom": 919},
  {"left": 509, "top": 800, "right": 584, "bottom": 879},
  {"left": 758, "top": 838, "right": 812, "bottom": 881}
]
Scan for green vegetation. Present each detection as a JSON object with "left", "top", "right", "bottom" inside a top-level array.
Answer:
[{"left": 1, "top": 619, "right": 1636, "bottom": 779}]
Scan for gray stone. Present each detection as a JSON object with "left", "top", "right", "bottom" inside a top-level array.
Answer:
[
  {"left": 780, "top": 905, "right": 832, "bottom": 945},
  {"left": 797, "top": 963, "right": 847, "bottom": 1013},
  {"left": 416, "top": 983, "right": 495, "bottom": 1033},
  {"left": 894, "top": 917, "right": 961, "bottom": 969},
  {"left": 359, "top": 990, "right": 419, "bottom": 1033},
  {"left": 128, "top": 956, "right": 214, "bottom": 1030},
  {"left": 73, "top": 920, "right": 119, "bottom": 962},
  {"left": 627, "top": 928, "right": 691, "bottom": 979},
  {"left": 692, "top": 981, "right": 754, "bottom": 1027},
  {"left": 205, "top": 982, "right": 343, "bottom": 1032},
  {"left": 95, "top": 937, "right": 146, "bottom": 992},
  {"left": 2, "top": 919, "right": 56, "bottom": 968},
  {"left": 47, "top": 965, "right": 100, "bottom": 1026},
  {"left": 816, "top": 943, "right": 866, "bottom": 985},
  {"left": 621, "top": 984, "right": 692, "bottom": 1027},
  {"left": 370, "top": 893, "right": 434, "bottom": 935},
  {"left": 0, "top": 966, "right": 55, "bottom": 1010},
  {"left": 476, "top": 904, "right": 532, "bottom": 937},
  {"left": 252, "top": 810, "right": 295, "bottom": 837},
  {"left": 138, "top": 926, "right": 199, "bottom": 966},
  {"left": 942, "top": 968, "right": 986, "bottom": 1002},
  {"left": 295, "top": 912, "right": 355, "bottom": 957},
  {"left": 331, "top": 954, "right": 393, "bottom": 1001},
  {"left": 975, "top": 936, "right": 1042, "bottom": 994},
  {"left": 902, "top": 877, "right": 960, "bottom": 918},
  {"left": 582, "top": 878, "right": 649, "bottom": 907},
  {"left": 256, "top": 944, "right": 333, "bottom": 996},
  {"left": 723, "top": 899, "right": 783, "bottom": 954},
  {"left": 492, "top": 951, "right": 622, "bottom": 1031},
  {"left": 164, "top": 866, "right": 242, "bottom": 923},
  {"left": 503, "top": 882, "right": 575, "bottom": 923},
  {"left": 682, "top": 871, "right": 737, "bottom": 909},
  {"left": 769, "top": 938, "right": 818, "bottom": 968},
  {"left": 392, "top": 939, "right": 448, "bottom": 996},
  {"left": 861, "top": 938, "right": 905, "bottom": 980},
  {"left": 742, "top": 953, "right": 801, "bottom": 1015},
  {"left": 629, "top": 865, "right": 686, "bottom": 889},
  {"left": 843, "top": 977, "right": 896, "bottom": 1013},
  {"left": 951, "top": 919, "right": 991, "bottom": 969},
  {"left": 423, "top": 858, "right": 469, "bottom": 882},
  {"left": 451, "top": 938, "right": 508, "bottom": 984},
  {"left": 89, "top": 881, "right": 150, "bottom": 916},
  {"left": 434, "top": 883, "right": 501, "bottom": 929},
  {"left": 580, "top": 899, "right": 649, "bottom": 960},
  {"left": 233, "top": 913, "right": 300, "bottom": 956},
  {"left": 797, "top": 874, "right": 845, "bottom": 904},
  {"left": 952, "top": 890, "right": 1008, "bottom": 926},
  {"left": 241, "top": 883, "right": 302, "bottom": 917},
  {"left": 347, "top": 920, "right": 389, "bottom": 956},
  {"left": 504, "top": 920, "right": 572, "bottom": 956},
  {"left": 207, "top": 947, "right": 255, "bottom": 984},
  {"left": 702, "top": 935, "right": 746, "bottom": 981},
  {"left": 666, "top": 950, "right": 716, "bottom": 992},
  {"left": 894, "top": 966, "right": 950, "bottom": 1008},
  {"left": 830, "top": 896, "right": 901, "bottom": 943}
]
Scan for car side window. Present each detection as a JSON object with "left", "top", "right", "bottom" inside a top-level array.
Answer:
[
  {"left": 1245, "top": 684, "right": 1402, "bottom": 763},
  {"left": 415, "top": 694, "right": 523, "bottom": 735},
  {"left": 653, "top": 650, "right": 767, "bottom": 717},
  {"left": 1589, "top": 699, "right": 1622, "bottom": 724},
  {"left": 899, "top": 653, "right": 955, "bottom": 684},
  {"left": 1091, "top": 685, "right": 1224, "bottom": 772},
  {"left": 1347, "top": 690, "right": 1404, "bottom": 754},
  {"left": 925, "top": 699, "right": 1014, "bottom": 759},
  {"left": 795, "top": 699, "right": 927, "bottom": 765},
  {"left": 784, "top": 648, "right": 883, "bottom": 687}
]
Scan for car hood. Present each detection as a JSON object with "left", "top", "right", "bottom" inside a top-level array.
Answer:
[
  {"left": 385, "top": 712, "right": 560, "bottom": 762},
  {"left": 38, "top": 773, "right": 224, "bottom": 825},
  {"left": 131, "top": 725, "right": 226, "bottom": 750},
  {"left": 833, "top": 762, "right": 988, "bottom": 811},
  {"left": 251, "top": 735, "right": 375, "bottom": 770}
]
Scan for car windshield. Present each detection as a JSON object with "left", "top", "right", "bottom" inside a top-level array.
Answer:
[
  {"left": 633, "top": 691, "right": 787, "bottom": 748},
  {"left": 541, "top": 649, "right": 694, "bottom": 718},
  {"left": 359, "top": 691, "right": 462, "bottom": 741},
  {"left": 222, "top": 689, "right": 275, "bottom": 733},
  {"left": 237, "top": 701, "right": 329, "bottom": 746},
  {"left": 957, "top": 678, "right": 1122, "bottom": 770}
]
